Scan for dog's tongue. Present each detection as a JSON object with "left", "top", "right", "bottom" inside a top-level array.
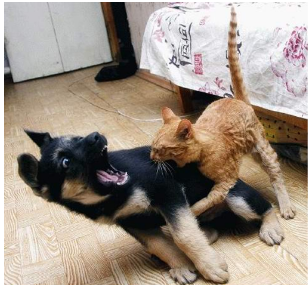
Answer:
[{"left": 97, "top": 170, "right": 119, "bottom": 183}]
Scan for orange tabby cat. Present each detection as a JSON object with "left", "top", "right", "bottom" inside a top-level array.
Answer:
[{"left": 151, "top": 6, "right": 295, "bottom": 219}]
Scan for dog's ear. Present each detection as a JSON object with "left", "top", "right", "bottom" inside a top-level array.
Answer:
[
  {"left": 161, "top": 107, "right": 178, "bottom": 124},
  {"left": 176, "top": 119, "right": 193, "bottom": 139},
  {"left": 17, "top": 153, "right": 40, "bottom": 189},
  {"left": 24, "top": 130, "right": 52, "bottom": 148}
]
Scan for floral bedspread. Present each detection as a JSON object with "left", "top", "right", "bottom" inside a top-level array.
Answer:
[{"left": 140, "top": 3, "right": 308, "bottom": 119}]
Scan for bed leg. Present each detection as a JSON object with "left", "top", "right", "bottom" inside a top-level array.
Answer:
[{"left": 175, "top": 86, "right": 194, "bottom": 113}]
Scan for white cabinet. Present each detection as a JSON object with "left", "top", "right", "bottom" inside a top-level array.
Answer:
[{"left": 5, "top": 3, "right": 112, "bottom": 82}]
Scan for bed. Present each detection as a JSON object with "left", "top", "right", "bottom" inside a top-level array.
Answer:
[{"left": 140, "top": 2, "right": 308, "bottom": 121}]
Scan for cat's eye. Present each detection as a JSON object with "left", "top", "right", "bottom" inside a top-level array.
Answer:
[
  {"left": 159, "top": 147, "right": 165, "bottom": 154},
  {"left": 62, "top": 158, "right": 70, "bottom": 169}
]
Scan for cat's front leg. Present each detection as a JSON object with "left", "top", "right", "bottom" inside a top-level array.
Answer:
[{"left": 191, "top": 179, "right": 237, "bottom": 216}]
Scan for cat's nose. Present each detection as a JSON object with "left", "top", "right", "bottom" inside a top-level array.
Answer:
[{"left": 150, "top": 151, "right": 155, "bottom": 160}]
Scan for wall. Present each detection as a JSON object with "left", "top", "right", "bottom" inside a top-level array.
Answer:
[{"left": 125, "top": 2, "right": 166, "bottom": 66}]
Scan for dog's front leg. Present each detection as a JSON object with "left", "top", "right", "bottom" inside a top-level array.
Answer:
[
  {"left": 160, "top": 206, "right": 229, "bottom": 284},
  {"left": 125, "top": 227, "right": 197, "bottom": 285}
]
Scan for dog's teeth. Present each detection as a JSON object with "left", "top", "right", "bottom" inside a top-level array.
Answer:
[{"left": 117, "top": 174, "right": 128, "bottom": 185}]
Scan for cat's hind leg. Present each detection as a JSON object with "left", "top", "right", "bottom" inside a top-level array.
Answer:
[{"left": 253, "top": 130, "right": 295, "bottom": 219}]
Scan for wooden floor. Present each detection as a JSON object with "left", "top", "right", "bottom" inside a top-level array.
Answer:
[{"left": 4, "top": 66, "right": 308, "bottom": 285}]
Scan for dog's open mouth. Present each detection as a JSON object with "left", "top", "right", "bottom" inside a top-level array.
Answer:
[{"left": 96, "top": 146, "right": 129, "bottom": 186}]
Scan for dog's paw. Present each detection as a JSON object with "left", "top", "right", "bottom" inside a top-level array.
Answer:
[
  {"left": 280, "top": 203, "right": 296, "bottom": 220},
  {"left": 169, "top": 267, "right": 197, "bottom": 285},
  {"left": 260, "top": 222, "right": 284, "bottom": 246},
  {"left": 198, "top": 249, "right": 229, "bottom": 284}
]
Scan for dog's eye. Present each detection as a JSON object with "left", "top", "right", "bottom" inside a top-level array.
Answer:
[{"left": 62, "top": 158, "right": 70, "bottom": 169}]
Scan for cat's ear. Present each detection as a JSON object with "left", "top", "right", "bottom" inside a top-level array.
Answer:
[
  {"left": 176, "top": 119, "right": 193, "bottom": 139},
  {"left": 24, "top": 130, "right": 52, "bottom": 148},
  {"left": 161, "top": 107, "right": 177, "bottom": 124}
]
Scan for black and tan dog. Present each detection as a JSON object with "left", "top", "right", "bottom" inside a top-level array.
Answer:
[{"left": 18, "top": 130, "right": 284, "bottom": 284}]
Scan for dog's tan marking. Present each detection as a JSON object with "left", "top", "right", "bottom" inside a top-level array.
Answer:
[
  {"left": 95, "top": 216, "right": 113, "bottom": 225},
  {"left": 167, "top": 208, "right": 229, "bottom": 283},
  {"left": 133, "top": 228, "right": 196, "bottom": 269},
  {"left": 62, "top": 180, "right": 108, "bottom": 205},
  {"left": 260, "top": 209, "right": 284, "bottom": 245},
  {"left": 74, "top": 191, "right": 110, "bottom": 205},
  {"left": 114, "top": 188, "right": 151, "bottom": 219},
  {"left": 226, "top": 196, "right": 260, "bottom": 221},
  {"left": 62, "top": 180, "right": 85, "bottom": 199}
]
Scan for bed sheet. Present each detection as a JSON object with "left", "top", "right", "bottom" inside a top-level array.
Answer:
[{"left": 140, "top": 3, "right": 308, "bottom": 119}]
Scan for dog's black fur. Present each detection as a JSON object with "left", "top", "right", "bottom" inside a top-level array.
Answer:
[{"left": 18, "top": 131, "right": 278, "bottom": 284}]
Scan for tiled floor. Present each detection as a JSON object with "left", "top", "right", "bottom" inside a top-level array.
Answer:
[{"left": 4, "top": 66, "right": 307, "bottom": 285}]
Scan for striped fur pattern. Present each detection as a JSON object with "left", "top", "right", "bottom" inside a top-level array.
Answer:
[
  {"left": 228, "top": 6, "right": 250, "bottom": 105},
  {"left": 151, "top": 6, "right": 295, "bottom": 220}
]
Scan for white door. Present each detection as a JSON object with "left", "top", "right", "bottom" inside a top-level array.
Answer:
[
  {"left": 5, "top": 3, "right": 112, "bottom": 82},
  {"left": 4, "top": 3, "right": 64, "bottom": 82}
]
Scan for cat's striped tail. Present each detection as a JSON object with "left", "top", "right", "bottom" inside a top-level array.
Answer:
[{"left": 228, "top": 6, "right": 250, "bottom": 105}]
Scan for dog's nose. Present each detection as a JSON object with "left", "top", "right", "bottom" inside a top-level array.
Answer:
[{"left": 86, "top": 132, "right": 100, "bottom": 145}]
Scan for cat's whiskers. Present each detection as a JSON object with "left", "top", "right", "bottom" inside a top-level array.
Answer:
[
  {"left": 163, "top": 161, "right": 174, "bottom": 178},
  {"left": 154, "top": 160, "right": 160, "bottom": 179},
  {"left": 152, "top": 159, "right": 173, "bottom": 179},
  {"left": 161, "top": 161, "right": 168, "bottom": 178},
  {"left": 160, "top": 161, "right": 168, "bottom": 178},
  {"left": 159, "top": 162, "right": 166, "bottom": 178}
]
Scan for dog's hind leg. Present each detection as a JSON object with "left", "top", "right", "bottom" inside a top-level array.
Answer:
[
  {"left": 226, "top": 180, "right": 284, "bottom": 246},
  {"left": 259, "top": 208, "right": 284, "bottom": 246},
  {"left": 125, "top": 228, "right": 197, "bottom": 285},
  {"left": 253, "top": 130, "right": 295, "bottom": 219}
]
